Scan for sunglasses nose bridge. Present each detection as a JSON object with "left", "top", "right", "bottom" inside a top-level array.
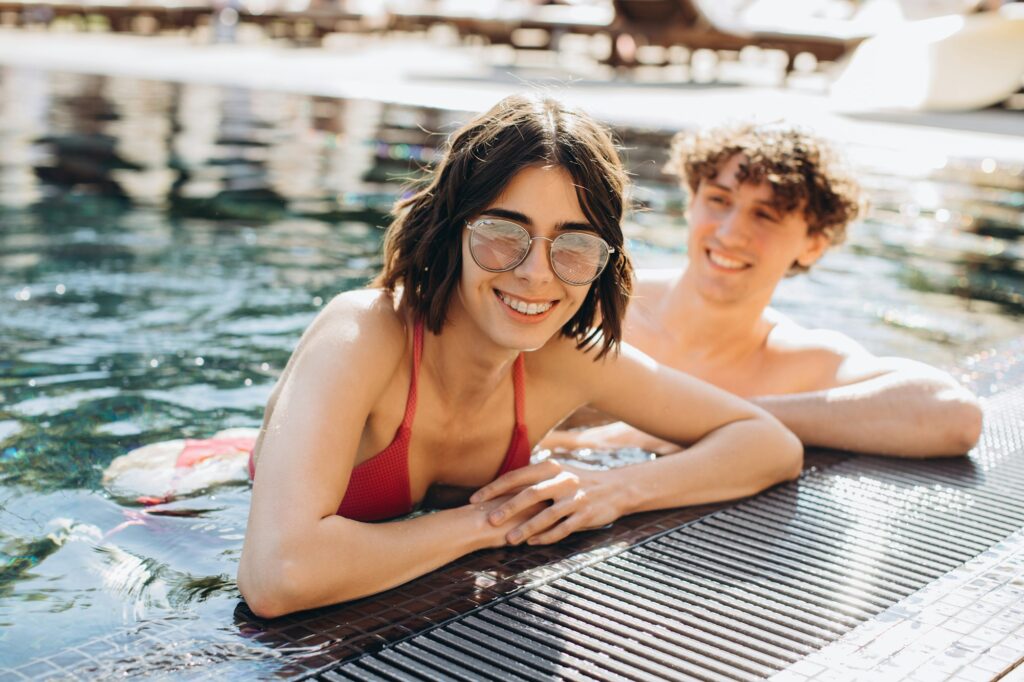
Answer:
[
  {"left": 514, "top": 234, "right": 556, "bottom": 279},
  {"left": 526, "top": 235, "right": 555, "bottom": 251}
]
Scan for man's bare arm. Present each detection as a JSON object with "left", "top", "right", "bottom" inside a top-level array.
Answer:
[
  {"left": 754, "top": 358, "right": 982, "bottom": 457},
  {"left": 540, "top": 357, "right": 982, "bottom": 459},
  {"left": 540, "top": 422, "right": 678, "bottom": 455}
]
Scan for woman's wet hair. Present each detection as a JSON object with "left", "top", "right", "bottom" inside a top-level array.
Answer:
[
  {"left": 666, "top": 122, "right": 865, "bottom": 273},
  {"left": 375, "top": 93, "right": 633, "bottom": 358}
]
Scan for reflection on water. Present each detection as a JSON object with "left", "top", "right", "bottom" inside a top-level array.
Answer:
[{"left": 0, "top": 66, "right": 1022, "bottom": 673}]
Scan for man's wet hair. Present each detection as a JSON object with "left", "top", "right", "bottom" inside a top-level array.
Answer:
[
  {"left": 375, "top": 93, "right": 633, "bottom": 358},
  {"left": 666, "top": 122, "right": 865, "bottom": 273}
]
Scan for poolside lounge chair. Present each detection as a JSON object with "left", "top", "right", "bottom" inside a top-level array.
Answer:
[
  {"left": 385, "top": 1, "right": 614, "bottom": 51},
  {"left": 832, "top": 4, "right": 1024, "bottom": 111},
  {"left": 608, "top": 0, "right": 878, "bottom": 69},
  {"left": 0, "top": 1, "right": 209, "bottom": 32}
]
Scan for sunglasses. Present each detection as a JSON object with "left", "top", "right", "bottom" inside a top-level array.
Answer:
[{"left": 466, "top": 218, "right": 615, "bottom": 286}]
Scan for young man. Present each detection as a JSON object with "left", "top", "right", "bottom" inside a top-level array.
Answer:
[{"left": 546, "top": 122, "right": 982, "bottom": 458}]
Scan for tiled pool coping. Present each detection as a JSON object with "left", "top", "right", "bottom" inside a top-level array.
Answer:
[
  {"left": 309, "top": 339, "right": 1024, "bottom": 681},
  {"left": 12, "top": 339, "right": 1023, "bottom": 680}
]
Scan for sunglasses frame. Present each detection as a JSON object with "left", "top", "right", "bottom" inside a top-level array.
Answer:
[{"left": 465, "top": 218, "right": 616, "bottom": 287}]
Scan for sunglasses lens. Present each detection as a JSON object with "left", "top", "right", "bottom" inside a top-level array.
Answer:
[
  {"left": 551, "top": 232, "right": 610, "bottom": 285},
  {"left": 469, "top": 220, "right": 529, "bottom": 271}
]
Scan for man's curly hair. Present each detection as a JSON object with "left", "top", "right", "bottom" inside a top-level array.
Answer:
[{"left": 665, "top": 123, "right": 865, "bottom": 273}]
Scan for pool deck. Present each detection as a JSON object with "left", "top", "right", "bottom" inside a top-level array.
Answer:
[{"left": 1, "top": 27, "right": 1024, "bottom": 170}]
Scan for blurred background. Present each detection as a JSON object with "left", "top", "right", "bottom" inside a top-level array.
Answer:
[{"left": 0, "top": 0, "right": 1022, "bottom": 677}]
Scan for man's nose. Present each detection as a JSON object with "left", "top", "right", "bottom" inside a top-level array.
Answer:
[{"left": 715, "top": 209, "right": 750, "bottom": 245}]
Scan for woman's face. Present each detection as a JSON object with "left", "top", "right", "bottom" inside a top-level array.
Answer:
[{"left": 455, "top": 164, "right": 596, "bottom": 354}]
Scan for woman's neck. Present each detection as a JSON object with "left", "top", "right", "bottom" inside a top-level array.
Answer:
[{"left": 421, "top": 300, "right": 519, "bottom": 409}]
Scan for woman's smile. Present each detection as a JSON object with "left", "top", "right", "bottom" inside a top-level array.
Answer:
[{"left": 494, "top": 289, "right": 559, "bottom": 322}]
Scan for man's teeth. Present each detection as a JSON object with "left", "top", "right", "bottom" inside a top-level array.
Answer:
[
  {"left": 708, "top": 251, "right": 747, "bottom": 270},
  {"left": 498, "top": 292, "right": 553, "bottom": 315}
]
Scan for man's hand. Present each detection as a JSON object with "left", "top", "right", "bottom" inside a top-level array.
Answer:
[
  {"left": 469, "top": 460, "right": 627, "bottom": 546},
  {"left": 540, "top": 423, "right": 680, "bottom": 456}
]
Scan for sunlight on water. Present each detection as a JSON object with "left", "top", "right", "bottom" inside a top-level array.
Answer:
[{"left": 0, "top": 66, "right": 1021, "bottom": 673}]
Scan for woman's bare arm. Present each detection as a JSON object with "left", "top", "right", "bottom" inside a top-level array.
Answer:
[
  {"left": 236, "top": 292, "right": 529, "bottom": 618},
  {"left": 472, "top": 342, "right": 802, "bottom": 545}
]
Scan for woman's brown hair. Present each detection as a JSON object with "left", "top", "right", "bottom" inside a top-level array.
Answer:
[{"left": 375, "top": 94, "right": 633, "bottom": 358}]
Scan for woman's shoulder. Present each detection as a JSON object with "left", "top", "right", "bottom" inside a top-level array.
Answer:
[
  {"left": 318, "top": 288, "right": 404, "bottom": 333},
  {"left": 297, "top": 288, "right": 409, "bottom": 372}
]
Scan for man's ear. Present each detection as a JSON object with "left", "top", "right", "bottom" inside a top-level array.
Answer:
[{"left": 796, "top": 230, "right": 830, "bottom": 268}]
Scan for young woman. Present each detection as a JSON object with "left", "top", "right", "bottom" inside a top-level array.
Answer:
[{"left": 115, "top": 94, "right": 802, "bottom": 618}]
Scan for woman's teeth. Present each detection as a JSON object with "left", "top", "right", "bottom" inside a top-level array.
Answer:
[
  {"left": 498, "top": 291, "right": 553, "bottom": 315},
  {"left": 708, "top": 251, "right": 747, "bottom": 270}
]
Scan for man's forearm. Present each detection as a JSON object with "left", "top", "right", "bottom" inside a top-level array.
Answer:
[
  {"left": 540, "top": 422, "right": 680, "bottom": 455},
  {"left": 754, "top": 372, "right": 982, "bottom": 458}
]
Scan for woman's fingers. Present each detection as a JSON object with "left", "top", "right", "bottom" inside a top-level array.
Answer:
[
  {"left": 487, "top": 469, "right": 579, "bottom": 526},
  {"left": 505, "top": 498, "right": 574, "bottom": 544},
  {"left": 470, "top": 459, "right": 563, "bottom": 505},
  {"left": 525, "top": 513, "right": 588, "bottom": 545}
]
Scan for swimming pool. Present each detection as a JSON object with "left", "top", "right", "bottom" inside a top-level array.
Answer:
[{"left": 1, "top": 67, "right": 1022, "bottom": 676}]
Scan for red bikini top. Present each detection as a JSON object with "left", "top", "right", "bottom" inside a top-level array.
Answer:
[{"left": 321, "top": 321, "right": 531, "bottom": 521}]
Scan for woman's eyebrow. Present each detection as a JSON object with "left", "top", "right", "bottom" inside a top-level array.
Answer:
[
  {"left": 557, "top": 221, "right": 597, "bottom": 233},
  {"left": 479, "top": 208, "right": 595, "bottom": 233},
  {"left": 480, "top": 207, "right": 530, "bottom": 224}
]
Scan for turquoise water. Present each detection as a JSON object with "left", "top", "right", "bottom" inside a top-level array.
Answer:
[{"left": 0, "top": 67, "right": 1022, "bottom": 675}]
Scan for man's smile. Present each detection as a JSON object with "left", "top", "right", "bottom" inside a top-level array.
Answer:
[{"left": 706, "top": 249, "right": 750, "bottom": 271}]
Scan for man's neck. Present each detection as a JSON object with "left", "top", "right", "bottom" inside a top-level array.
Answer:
[{"left": 655, "top": 269, "right": 774, "bottom": 362}]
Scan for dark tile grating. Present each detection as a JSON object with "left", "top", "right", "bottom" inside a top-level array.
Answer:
[{"left": 314, "top": 381, "right": 1024, "bottom": 681}]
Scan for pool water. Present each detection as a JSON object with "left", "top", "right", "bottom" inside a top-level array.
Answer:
[{"left": 0, "top": 67, "right": 1022, "bottom": 675}]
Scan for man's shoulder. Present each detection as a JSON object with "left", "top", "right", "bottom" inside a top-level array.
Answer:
[
  {"left": 632, "top": 267, "right": 681, "bottom": 300},
  {"left": 763, "top": 313, "right": 881, "bottom": 392},
  {"left": 765, "top": 311, "right": 869, "bottom": 358}
]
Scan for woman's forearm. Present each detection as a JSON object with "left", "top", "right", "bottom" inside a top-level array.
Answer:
[
  {"left": 616, "top": 417, "right": 802, "bottom": 516},
  {"left": 238, "top": 504, "right": 496, "bottom": 618}
]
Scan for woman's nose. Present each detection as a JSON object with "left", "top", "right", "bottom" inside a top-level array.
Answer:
[{"left": 513, "top": 237, "right": 554, "bottom": 284}]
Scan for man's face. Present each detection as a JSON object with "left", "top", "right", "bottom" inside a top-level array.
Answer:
[{"left": 686, "top": 154, "right": 829, "bottom": 306}]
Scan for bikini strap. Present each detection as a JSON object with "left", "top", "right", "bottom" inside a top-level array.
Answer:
[
  {"left": 512, "top": 352, "right": 526, "bottom": 427},
  {"left": 399, "top": 320, "right": 424, "bottom": 429}
]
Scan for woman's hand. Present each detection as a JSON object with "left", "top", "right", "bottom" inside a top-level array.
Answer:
[
  {"left": 469, "top": 460, "right": 628, "bottom": 546},
  {"left": 468, "top": 494, "right": 548, "bottom": 548}
]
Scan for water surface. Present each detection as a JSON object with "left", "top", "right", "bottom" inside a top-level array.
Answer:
[{"left": 0, "top": 67, "right": 1021, "bottom": 675}]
